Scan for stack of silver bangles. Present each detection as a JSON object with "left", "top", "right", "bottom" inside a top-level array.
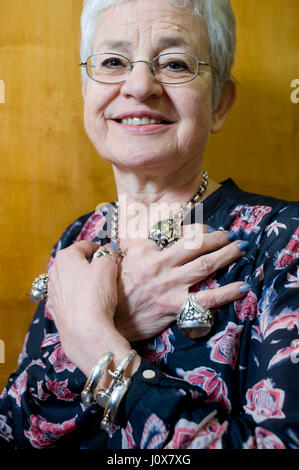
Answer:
[{"left": 81, "top": 349, "right": 137, "bottom": 435}]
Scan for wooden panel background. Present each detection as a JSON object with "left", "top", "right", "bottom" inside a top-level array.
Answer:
[{"left": 0, "top": 0, "right": 298, "bottom": 391}]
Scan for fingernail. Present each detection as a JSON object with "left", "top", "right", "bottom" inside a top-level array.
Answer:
[
  {"left": 226, "top": 231, "right": 235, "bottom": 241},
  {"left": 237, "top": 241, "right": 250, "bottom": 252},
  {"left": 239, "top": 283, "right": 251, "bottom": 293},
  {"left": 109, "top": 241, "right": 118, "bottom": 252},
  {"left": 206, "top": 226, "right": 217, "bottom": 233}
]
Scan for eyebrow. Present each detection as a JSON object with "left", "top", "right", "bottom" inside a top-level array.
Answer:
[{"left": 96, "top": 36, "right": 191, "bottom": 52}]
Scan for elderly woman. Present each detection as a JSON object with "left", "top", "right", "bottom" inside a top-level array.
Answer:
[{"left": 0, "top": 0, "right": 298, "bottom": 450}]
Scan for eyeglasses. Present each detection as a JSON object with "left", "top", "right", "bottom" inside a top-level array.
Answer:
[{"left": 79, "top": 52, "right": 217, "bottom": 85}]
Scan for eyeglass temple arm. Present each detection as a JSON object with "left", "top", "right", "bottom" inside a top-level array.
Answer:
[{"left": 198, "top": 60, "right": 218, "bottom": 72}]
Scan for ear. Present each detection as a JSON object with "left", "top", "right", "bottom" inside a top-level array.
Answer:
[{"left": 211, "top": 78, "right": 237, "bottom": 133}]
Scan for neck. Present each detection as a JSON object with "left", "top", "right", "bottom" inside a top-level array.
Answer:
[
  {"left": 113, "top": 161, "right": 219, "bottom": 206},
  {"left": 112, "top": 165, "right": 220, "bottom": 247}
]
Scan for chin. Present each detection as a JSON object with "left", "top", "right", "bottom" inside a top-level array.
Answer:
[
  {"left": 102, "top": 147, "right": 175, "bottom": 170},
  {"left": 113, "top": 155, "right": 168, "bottom": 170}
]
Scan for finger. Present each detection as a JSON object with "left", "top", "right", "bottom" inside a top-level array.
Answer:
[
  {"left": 61, "top": 240, "right": 103, "bottom": 261},
  {"left": 175, "top": 281, "right": 250, "bottom": 312},
  {"left": 192, "top": 282, "right": 250, "bottom": 310},
  {"left": 178, "top": 239, "right": 249, "bottom": 286},
  {"left": 163, "top": 224, "right": 236, "bottom": 267},
  {"left": 89, "top": 243, "right": 119, "bottom": 309},
  {"left": 92, "top": 242, "right": 118, "bottom": 266}
]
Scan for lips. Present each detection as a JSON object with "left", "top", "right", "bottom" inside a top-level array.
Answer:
[{"left": 112, "top": 110, "right": 173, "bottom": 125}]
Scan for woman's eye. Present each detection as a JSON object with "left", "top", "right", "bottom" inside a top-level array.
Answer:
[
  {"left": 101, "top": 58, "right": 126, "bottom": 68},
  {"left": 164, "top": 61, "right": 189, "bottom": 71}
]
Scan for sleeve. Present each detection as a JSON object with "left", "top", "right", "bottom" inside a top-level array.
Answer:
[
  {"left": 109, "top": 205, "right": 299, "bottom": 450},
  {"left": 0, "top": 213, "right": 96, "bottom": 449}
]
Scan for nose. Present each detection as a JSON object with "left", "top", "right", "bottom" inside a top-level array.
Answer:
[{"left": 120, "top": 61, "right": 163, "bottom": 101}]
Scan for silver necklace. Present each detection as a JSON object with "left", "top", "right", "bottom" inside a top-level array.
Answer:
[{"left": 111, "top": 170, "right": 209, "bottom": 255}]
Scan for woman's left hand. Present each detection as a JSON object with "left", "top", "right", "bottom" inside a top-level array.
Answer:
[
  {"left": 46, "top": 241, "right": 141, "bottom": 384},
  {"left": 114, "top": 226, "right": 250, "bottom": 342}
]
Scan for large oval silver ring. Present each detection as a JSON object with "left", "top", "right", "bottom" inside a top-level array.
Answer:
[
  {"left": 29, "top": 273, "right": 49, "bottom": 304},
  {"left": 177, "top": 293, "right": 214, "bottom": 339}
]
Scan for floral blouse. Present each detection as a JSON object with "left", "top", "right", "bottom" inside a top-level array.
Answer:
[{"left": 0, "top": 179, "right": 298, "bottom": 449}]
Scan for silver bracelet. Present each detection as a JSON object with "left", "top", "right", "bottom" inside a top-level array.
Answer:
[
  {"left": 81, "top": 352, "right": 114, "bottom": 406},
  {"left": 95, "top": 349, "right": 137, "bottom": 408},
  {"left": 100, "top": 378, "right": 131, "bottom": 434},
  {"left": 82, "top": 349, "right": 137, "bottom": 434},
  {"left": 95, "top": 349, "right": 137, "bottom": 435}
]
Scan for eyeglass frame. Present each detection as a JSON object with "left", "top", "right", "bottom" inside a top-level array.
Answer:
[{"left": 79, "top": 51, "right": 218, "bottom": 85}]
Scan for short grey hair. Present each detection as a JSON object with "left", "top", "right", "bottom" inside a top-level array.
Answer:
[{"left": 80, "top": 0, "right": 236, "bottom": 108}]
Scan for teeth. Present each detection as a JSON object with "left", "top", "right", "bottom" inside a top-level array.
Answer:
[{"left": 121, "top": 117, "right": 163, "bottom": 125}]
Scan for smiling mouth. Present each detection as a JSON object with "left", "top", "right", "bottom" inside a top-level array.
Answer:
[{"left": 114, "top": 117, "right": 171, "bottom": 126}]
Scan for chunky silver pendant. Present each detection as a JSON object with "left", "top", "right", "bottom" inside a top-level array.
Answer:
[
  {"left": 148, "top": 217, "right": 181, "bottom": 249},
  {"left": 111, "top": 170, "right": 208, "bottom": 253},
  {"left": 148, "top": 170, "right": 209, "bottom": 250},
  {"left": 177, "top": 293, "right": 214, "bottom": 339}
]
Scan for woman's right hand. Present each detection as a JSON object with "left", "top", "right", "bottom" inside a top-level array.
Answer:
[{"left": 114, "top": 226, "right": 250, "bottom": 342}]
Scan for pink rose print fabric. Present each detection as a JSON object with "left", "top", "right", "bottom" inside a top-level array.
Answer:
[
  {"left": 24, "top": 415, "right": 77, "bottom": 449},
  {"left": 176, "top": 366, "right": 231, "bottom": 413},
  {"left": 143, "top": 328, "right": 175, "bottom": 364},
  {"left": 207, "top": 321, "right": 243, "bottom": 369},
  {"left": 229, "top": 205, "right": 272, "bottom": 235},
  {"left": 0, "top": 179, "right": 298, "bottom": 449},
  {"left": 244, "top": 427, "right": 286, "bottom": 449},
  {"left": 244, "top": 379, "right": 285, "bottom": 423}
]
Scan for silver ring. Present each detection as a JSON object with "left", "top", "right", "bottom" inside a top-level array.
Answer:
[
  {"left": 177, "top": 293, "right": 214, "bottom": 339},
  {"left": 29, "top": 273, "right": 49, "bottom": 304},
  {"left": 93, "top": 246, "right": 114, "bottom": 260}
]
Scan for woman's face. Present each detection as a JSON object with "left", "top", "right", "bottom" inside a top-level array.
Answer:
[{"left": 83, "top": 0, "right": 218, "bottom": 175}]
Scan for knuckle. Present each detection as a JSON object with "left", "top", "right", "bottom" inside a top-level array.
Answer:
[
  {"left": 55, "top": 248, "right": 64, "bottom": 258},
  {"left": 138, "top": 258, "right": 159, "bottom": 281},
  {"left": 56, "top": 246, "right": 70, "bottom": 257},
  {"left": 195, "top": 290, "right": 214, "bottom": 309},
  {"left": 53, "top": 249, "right": 64, "bottom": 265},
  {"left": 196, "top": 289, "right": 217, "bottom": 309},
  {"left": 196, "top": 255, "right": 213, "bottom": 276},
  {"left": 214, "top": 230, "right": 229, "bottom": 245},
  {"left": 54, "top": 248, "right": 69, "bottom": 265}
]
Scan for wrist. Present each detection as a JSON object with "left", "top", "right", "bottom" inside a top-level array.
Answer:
[{"left": 80, "top": 329, "right": 141, "bottom": 387}]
